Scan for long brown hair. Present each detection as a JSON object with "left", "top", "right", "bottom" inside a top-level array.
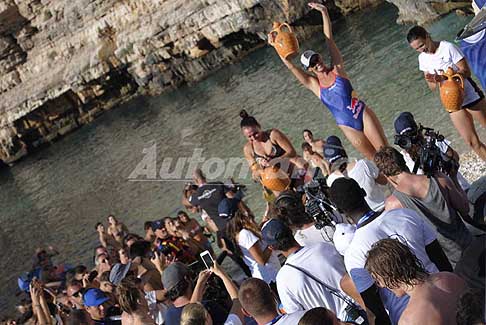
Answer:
[
  {"left": 365, "top": 238, "right": 429, "bottom": 289},
  {"left": 226, "top": 210, "right": 262, "bottom": 255}
]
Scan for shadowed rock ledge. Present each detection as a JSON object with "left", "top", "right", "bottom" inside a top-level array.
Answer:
[{"left": 0, "top": 0, "right": 470, "bottom": 163}]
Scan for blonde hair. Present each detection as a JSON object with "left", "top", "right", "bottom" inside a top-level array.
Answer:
[{"left": 180, "top": 303, "right": 210, "bottom": 325}]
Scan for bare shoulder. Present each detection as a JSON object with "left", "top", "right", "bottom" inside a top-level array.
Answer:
[
  {"left": 399, "top": 302, "right": 442, "bottom": 325},
  {"left": 431, "top": 272, "right": 466, "bottom": 293},
  {"left": 243, "top": 141, "right": 252, "bottom": 154}
]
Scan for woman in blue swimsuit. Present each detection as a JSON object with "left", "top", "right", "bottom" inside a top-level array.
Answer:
[{"left": 273, "top": 3, "right": 387, "bottom": 160}]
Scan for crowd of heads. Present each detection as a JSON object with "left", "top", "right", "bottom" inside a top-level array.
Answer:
[{"left": 4, "top": 105, "right": 485, "bottom": 324}]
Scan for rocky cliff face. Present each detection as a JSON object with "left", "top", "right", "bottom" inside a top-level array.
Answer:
[
  {"left": 385, "top": 0, "right": 471, "bottom": 24},
  {"left": 0, "top": 0, "right": 465, "bottom": 163}
]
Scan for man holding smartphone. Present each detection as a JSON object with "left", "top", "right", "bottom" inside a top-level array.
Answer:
[{"left": 186, "top": 169, "right": 251, "bottom": 277}]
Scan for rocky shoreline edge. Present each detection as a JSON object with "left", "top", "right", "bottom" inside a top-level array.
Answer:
[{"left": 0, "top": 0, "right": 475, "bottom": 165}]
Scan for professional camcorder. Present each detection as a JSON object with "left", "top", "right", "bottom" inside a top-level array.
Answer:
[
  {"left": 394, "top": 125, "right": 458, "bottom": 177},
  {"left": 299, "top": 178, "right": 341, "bottom": 230}
]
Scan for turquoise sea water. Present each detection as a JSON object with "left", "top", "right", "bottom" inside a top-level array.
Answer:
[{"left": 0, "top": 3, "right": 476, "bottom": 315}]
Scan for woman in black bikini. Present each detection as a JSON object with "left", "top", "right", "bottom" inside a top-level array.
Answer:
[{"left": 240, "top": 110, "right": 307, "bottom": 195}]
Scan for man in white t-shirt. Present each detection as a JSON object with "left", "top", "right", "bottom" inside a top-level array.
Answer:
[
  {"left": 407, "top": 25, "right": 486, "bottom": 161},
  {"left": 393, "top": 111, "right": 470, "bottom": 191},
  {"left": 329, "top": 178, "right": 453, "bottom": 325},
  {"left": 324, "top": 135, "right": 387, "bottom": 211},
  {"left": 262, "top": 219, "right": 353, "bottom": 320},
  {"left": 273, "top": 190, "right": 345, "bottom": 246},
  {"left": 238, "top": 278, "right": 306, "bottom": 324}
]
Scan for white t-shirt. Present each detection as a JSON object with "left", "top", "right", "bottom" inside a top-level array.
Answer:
[
  {"left": 418, "top": 41, "right": 481, "bottom": 106},
  {"left": 224, "top": 313, "right": 242, "bottom": 325},
  {"left": 238, "top": 229, "right": 281, "bottom": 284},
  {"left": 145, "top": 291, "right": 169, "bottom": 325},
  {"left": 327, "top": 159, "right": 386, "bottom": 211},
  {"left": 294, "top": 224, "right": 335, "bottom": 246},
  {"left": 277, "top": 243, "right": 348, "bottom": 320},
  {"left": 223, "top": 311, "right": 306, "bottom": 325},
  {"left": 344, "top": 208, "right": 439, "bottom": 325}
]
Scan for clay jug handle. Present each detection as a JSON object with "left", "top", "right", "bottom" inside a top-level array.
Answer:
[
  {"left": 452, "top": 73, "right": 464, "bottom": 90},
  {"left": 279, "top": 23, "right": 293, "bottom": 33}
]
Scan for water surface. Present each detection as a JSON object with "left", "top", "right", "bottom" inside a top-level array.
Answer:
[{"left": 0, "top": 3, "right": 475, "bottom": 314}]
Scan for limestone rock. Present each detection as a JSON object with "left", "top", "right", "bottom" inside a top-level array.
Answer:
[
  {"left": 386, "top": 0, "right": 471, "bottom": 24},
  {"left": 0, "top": 0, "right": 471, "bottom": 162}
]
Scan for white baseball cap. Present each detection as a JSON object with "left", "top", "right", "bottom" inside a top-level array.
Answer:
[
  {"left": 300, "top": 50, "right": 319, "bottom": 69},
  {"left": 333, "top": 223, "right": 356, "bottom": 256}
]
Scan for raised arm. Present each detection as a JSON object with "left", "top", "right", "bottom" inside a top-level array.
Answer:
[
  {"left": 309, "top": 3, "right": 345, "bottom": 73},
  {"left": 278, "top": 54, "right": 320, "bottom": 96},
  {"left": 191, "top": 270, "right": 212, "bottom": 303},
  {"left": 211, "top": 263, "right": 245, "bottom": 323}
]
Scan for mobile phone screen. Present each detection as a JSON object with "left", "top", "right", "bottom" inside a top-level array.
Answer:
[{"left": 200, "top": 251, "right": 214, "bottom": 269}]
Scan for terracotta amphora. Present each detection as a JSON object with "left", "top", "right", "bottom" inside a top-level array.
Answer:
[
  {"left": 260, "top": 165, "right": 291, "bottom": 192},
  {"left": 268, "top": 22, "right": 299, "bottom": 59},
  {"left": 439, "top": 67, "right": 464, "bottom": 113}
]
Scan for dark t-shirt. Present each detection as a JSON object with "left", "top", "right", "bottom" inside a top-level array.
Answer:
[
  {"left": 164, "top": 305, "right": 184, "bottom": 325},
  {"left": 164, "top": 301, "right": 228, "bottom": 325},
  {"left": 92, "top": 318, "right": 121, "bottom": 325},
  {"left": 189, "top": 182, "right": 228, "bottom": 231}
]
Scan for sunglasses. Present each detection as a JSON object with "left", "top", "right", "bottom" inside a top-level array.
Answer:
[
  {"left": 70, "top": 291, "right": 81, "bottom": 298},
  {"left": 308, "top": 55, "right": 320, "bottom": 69}
]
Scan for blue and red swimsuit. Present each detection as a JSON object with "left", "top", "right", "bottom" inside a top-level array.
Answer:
[{"left": 319, "top": 73, "right": 366, "bottom": 131}]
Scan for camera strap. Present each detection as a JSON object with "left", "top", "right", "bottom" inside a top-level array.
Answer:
[
  {"left": 412, "top": 159, "right": 420, "bottom": 174},
  {"left": 284, "top": 263, "right": 364, "bottom": 315}
]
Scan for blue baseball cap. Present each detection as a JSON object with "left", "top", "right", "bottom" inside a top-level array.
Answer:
[
  {"left": 323, "top": 135, "right": 347, "bottom": 164},
  {"left": 109, "top": 262, "right": 132, "bottom": 285},
  {"left": 261, "top": 219, "right": 292, "bottom": 246},
  {"left": 17, "top": 268, "right": 42, "bottom": 292},
  {"left": 83, "top": 288, "right": 110, "bottom": 307},
  {"left": 394, "top": 112, "right": 418, "bottom": 135},
  {"left": 151, "top": 219, "right": 165, "bottom": 230}
]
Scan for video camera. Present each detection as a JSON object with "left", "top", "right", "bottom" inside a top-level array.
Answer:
[
  {"left": 394, "top": 125, "right": 457, "bottom": 178},
  {"left": 299, "top": 178, "right": 340, "bottom": 230}
]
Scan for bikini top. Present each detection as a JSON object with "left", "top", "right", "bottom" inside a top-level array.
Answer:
[{"left": 252, "top": 130, "right": 286, "bottom": 163}]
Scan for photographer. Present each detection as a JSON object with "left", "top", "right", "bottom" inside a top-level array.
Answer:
[
  {"left": 375, "top": 146, "right": 485, "bottom": 291},
  {"left": 261, "top": 219, "right": 365, "bottom": 323},
  {"left": 393, "top": 112, "right": 470, "bottom": 191},
  {"left": 274, "top": 190, "right": 343, "bottom": 246},
  {"left": 185, "top": 169, "right": 252, "bottom": 277},
  {"left": 162, "top": 262, "right": 228, "bottom": 325},
  {"left": 152, "top": 220, "right": 197, "bottom": 265}
]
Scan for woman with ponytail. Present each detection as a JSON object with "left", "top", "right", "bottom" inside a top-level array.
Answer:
[
  {"left": 225, "top": 210, "right": 281, "bottom": 286},
  {"left": 324, "top": 135, "right": 386, "bottom": 212},
  {"left": 239, "top": 109, "right": 308, "bottom": 195}
]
